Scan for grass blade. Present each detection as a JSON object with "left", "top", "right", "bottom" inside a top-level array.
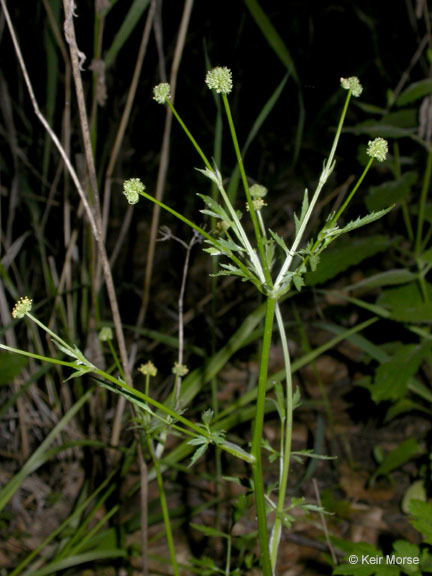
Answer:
[
  {"left": 0, "top": 388, "right": 93, "bottom": 513},
  {"left": 104, "top": 0, "right": 150, "bottom": 69}
]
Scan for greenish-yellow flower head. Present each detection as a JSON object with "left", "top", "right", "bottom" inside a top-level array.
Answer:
[
  {"left": 340, "top": 76, "right": 363, "bottom": 97},
  {"left": 205, "top": 67, "right": 233, "bottom": 94},
  {"left": 123, "top": 178, "right": 144, "bottom": 205},
  {"left": 99, "top": 326, "right": 113, "bottom": 342},
  {"left": 250, "top": 184, "right": 268, "bottom": 199},
  {"left": 12, "top": 296, "right": 32, "bottom": 319},
  {"left": 367, "top": 137, "right": 388, "bottom": 162},
  {"left": 138, "top": 361, "right": 158, "bottom": 377},
  {"left": 153, "top": 83, "right": 171, "bottom": 104},
  {"left": 246, "top": 198, "right": 267, "bottom": 212},
  {"left": 172, "top": 362, "right": 189, "bottom": 377}
]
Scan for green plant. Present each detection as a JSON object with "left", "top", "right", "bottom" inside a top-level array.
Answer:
[{"left": 0, "top": 68, "right": 394, "bottom": 575}]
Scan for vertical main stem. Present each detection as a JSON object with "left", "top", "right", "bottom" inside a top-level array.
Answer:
[
  {"left": 416, "top": 143, "right": 432, "bottom": 255},
  {"left": 251, "top": 296, "right": 276, "bottom": 576},
  {"left": 149, "top": 440, "right": 180, "bottom": 576}
]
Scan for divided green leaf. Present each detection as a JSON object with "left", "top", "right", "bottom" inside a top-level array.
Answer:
[{"left": 305, "top": 235, "right": 391, "bottom": 286}]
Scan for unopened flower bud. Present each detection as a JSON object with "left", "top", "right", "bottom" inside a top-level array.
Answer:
[{"left": 99, "top": 326, "right": 113, "bottom": 342}]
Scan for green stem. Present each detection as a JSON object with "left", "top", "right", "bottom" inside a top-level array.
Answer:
[
  {"left": 27, "top": 312, "right": 72, "bottom": 352},
  {"left": 148, "top": 439, "right": 180, "bottom": 576},
  {"left": 0, "top": 342, "right": 78, "bottom": 368},
  {"left": 393, "top": 141, "right": 414, "bottom": 243},
  {"left": 211, "top": 103, "right": 223, "bottom": 531},
  {"left": 225, "top": 535, "right": 232, "bottom": 576},
  {"left": 270, "top": 303, "right": 293, "bottom": 571},
  {"left": 108, "top": 339, "right": 125, "bottom": 381},
  {"left": 137, "top": 188, "right": 264, "bottom": 292},
  {"left": 329, "top": 158, "right": 373, "bottom": 226},
  {"left": 222, "top": 94, "right": 272, "bottom": 286},
  {"left": 251, "top": 296, "right": 276, "bottom": 576},
  {"left": 274, "top": 89, "right": 353, "bottom": 291},
  {"left": 166, "top": 99, "right": 212, "bottom": 171},
  {"left": 0, "top": 340, "right": 254, "bottom": 464},
  {"left": 416, "top": 143, "right": 432, "bottom": 255},
  {"left": 164, "top": 95, "right": 266, "bottom": 286},
  {"left": 216, "top": 181, "right": 266, "bottom": 284}
]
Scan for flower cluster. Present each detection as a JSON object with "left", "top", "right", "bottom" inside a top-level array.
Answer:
[
  {"left": 123, "top": 178, "right": 144, "bottom": 205},
  {"left": 138, "top": 361, "right": 158, "bottom": 377},
  {"left": 340, "top": 76, "right": 363, "bottom": 98},
  {"left": 250, "top": 184, "right": 268, "bottom": 199},
  {"left": 246, "top": 198, "right": 267, "bottom": 211},
  {"left": 367, "top": 137, "right": 388, "bottom": 162},
  {"left": 172, "top": 362, "right": 189, "bottom": 377},
  {"left": 153, "top": 82, "right": 171, "bottom": 104},
  {"left": 12, "top": 297, "right": 32, "bottom": 319},
  {"left": 98, "top": 326, "right": 113, "bottom": 342},
  {"left": 205, "top": 67, "right": 233, "bottom": 94}
]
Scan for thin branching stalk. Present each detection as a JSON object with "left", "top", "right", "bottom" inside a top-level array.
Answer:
[
  {"left": 166, "top": 99, "right": 212, "bottom": 170},
  {"left": 328, "top": 158, "right": 373, "bottom": 226},
  {"left": 270, "top": 303, "right": 293, "bottom": 571},
  {"left": 312, "top": 478, "right": 337, "bottom": 565},
  {"left": 175, "top": 234, "right": 199, "bottom": 408}
]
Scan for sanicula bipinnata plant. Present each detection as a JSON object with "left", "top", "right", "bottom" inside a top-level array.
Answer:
[
  {"left": 1, "top": 70, "right": 392, "bottom": 575},
  {"left": 125, "top": 70, "right": 391, "bottom": 574}
]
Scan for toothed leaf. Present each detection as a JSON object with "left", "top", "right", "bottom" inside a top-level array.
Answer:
[{"left": 188, "top": 442, "right": 209, "bottom": 467}]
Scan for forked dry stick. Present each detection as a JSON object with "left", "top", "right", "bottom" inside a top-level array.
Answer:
[{"left": 62, "top": 2, "right": 152, "bottom": 572}]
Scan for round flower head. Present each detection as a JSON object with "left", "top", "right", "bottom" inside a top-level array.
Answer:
[
  {"left": 340, "top": 76, "right": 363, "bottom": 98},
  {"left": 246, "top": 198, "right": 267, "bottom": 211},
  {"left": 205, "top": 67, "right": 233, "bottom": 94},
  {"left": 367, "top": 137, "right": 388, "bottom": 162},
  {"left": 250, "top": 184, "right": 268, "bottom": 199},
  {"left": 138, "top": 361, "right": 158, "bottom": 377},
  {"left": 123, "top": 178, "right": 144, "bottom": 205},
  {"left": 153, "top": 82, "right": 171, "bottom": 104},
  {"left": 12, "top": 296, "right": 32, "bottom": 319},
  {"left": 99, "top": 326, "right": 113, "bottom": 342},
  {"left": 172, "top": 362, "right": 189, "bottom": 377}
]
